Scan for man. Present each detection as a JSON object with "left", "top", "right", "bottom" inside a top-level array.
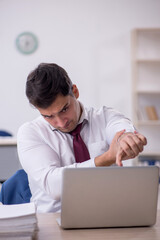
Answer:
[{"left": 17, "top": 63, "right": 147, "bottom": 213}]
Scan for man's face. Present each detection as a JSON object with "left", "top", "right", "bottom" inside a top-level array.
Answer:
[{"left": 37, "top": 86, "right": 81, "bottom": 133}]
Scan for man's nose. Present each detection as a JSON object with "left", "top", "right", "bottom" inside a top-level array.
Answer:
[{"left": 55, "top": 116, "right": 67, "bottom": 128}]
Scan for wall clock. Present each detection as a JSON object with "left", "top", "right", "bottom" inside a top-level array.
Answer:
[{"left": 16, "top": 32, "right": 38, "bottom": 54}]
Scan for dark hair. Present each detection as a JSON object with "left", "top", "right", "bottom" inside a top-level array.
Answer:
[{"left": 26, "top": 63, "right": 73, "bottom": 108}]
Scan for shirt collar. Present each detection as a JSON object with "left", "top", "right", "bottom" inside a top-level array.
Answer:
[{"left": 78, "top": 101, "right": 88, "bottom": 125}]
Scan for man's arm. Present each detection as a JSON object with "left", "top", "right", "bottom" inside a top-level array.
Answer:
[{"left": 95, "top": 130, "right": 147, "bottom": 167}]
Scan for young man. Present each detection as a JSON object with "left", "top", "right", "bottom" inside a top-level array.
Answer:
[{"left": 17, "top": 63, "right": 147, "bottom": 213}]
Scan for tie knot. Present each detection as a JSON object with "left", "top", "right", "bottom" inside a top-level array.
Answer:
[{"left": 69, "top": 123, "right": 82, "bottom": 136}]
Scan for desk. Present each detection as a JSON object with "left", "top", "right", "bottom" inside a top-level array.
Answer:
[{"left": 37, "top": 210, "right": 160, "bottom": 240}]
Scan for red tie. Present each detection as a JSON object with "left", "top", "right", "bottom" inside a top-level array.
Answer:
[{"left": 69, "top": 123, "right": 90, "bottom": 163}]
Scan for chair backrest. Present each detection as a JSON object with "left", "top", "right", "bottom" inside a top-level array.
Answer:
[
  {"left": 0, "top": 169, "right": 31, "bottom": 204},
  {"left": 0, "top": 130, "right": 12, "bottom": 137}
]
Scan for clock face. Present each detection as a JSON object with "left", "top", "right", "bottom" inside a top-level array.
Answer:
[{"left": 16, "top": 32, "right": 38, "bottom": 54}]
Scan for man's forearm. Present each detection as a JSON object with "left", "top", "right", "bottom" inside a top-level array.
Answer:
[{"left": 94, "top": 151, "right": 115, "bottom": 167}]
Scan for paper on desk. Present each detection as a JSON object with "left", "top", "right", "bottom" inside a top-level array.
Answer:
[
  {"left": 0, "top": 202, "right": 38, "bottom": 239},
  {"left": 0, "top": 202, "right": 36, "bottom": 219}
]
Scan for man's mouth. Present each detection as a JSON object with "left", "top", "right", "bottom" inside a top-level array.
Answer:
[
  {"left": 64, "top": 121, "right": 71, "bottom": 129},
  {"left": 59, "top": 121, "right": 72, "bottom": 131}
]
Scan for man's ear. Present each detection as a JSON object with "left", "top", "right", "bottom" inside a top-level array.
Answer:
[{"left": 72, "top": 84, "right": 79, "bottom": 99}]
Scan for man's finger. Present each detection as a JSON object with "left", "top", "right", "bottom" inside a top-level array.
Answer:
[
  {"left": 134, "top": 131, "right": 147, "bottom": 145},
  {"left": 116, "top": 129, "right": 126, "bottom": 143},
  {"left": 116, "top": 150, "right": 124, "bottom": 167}
]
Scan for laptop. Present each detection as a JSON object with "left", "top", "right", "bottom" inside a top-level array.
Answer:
[{"left": 57, "top": 166, "right": 159, "bottom": 229}]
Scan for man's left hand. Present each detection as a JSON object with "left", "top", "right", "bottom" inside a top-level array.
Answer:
[{"left": 116, "top": 131, "right": 147, "bottom": 166}]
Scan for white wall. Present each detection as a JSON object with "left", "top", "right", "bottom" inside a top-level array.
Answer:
[{"left": 0, "top": 0, "right": 160, "bottom": 136}]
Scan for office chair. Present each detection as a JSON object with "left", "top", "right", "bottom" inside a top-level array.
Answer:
[
  {"left": 0, "top": 169, "right": 32, "bottom": 204},
  {"left": 0, "top": 130, "right": 12, "bottom": 137}
]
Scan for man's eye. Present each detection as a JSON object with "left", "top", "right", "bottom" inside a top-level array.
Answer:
[
  {"left": 43, "top": 115, "right": 53, "bottom": 119},
  {"left": 62, "top": 107, "right": 68, "bottom": 113}
]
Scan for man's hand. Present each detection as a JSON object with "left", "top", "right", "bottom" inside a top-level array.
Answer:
[
  {"left": 116, "top": 131, "right": 147, "bottom": 166},
  {"left": 94, "top": 130, "right": 147, "bottom": 167}
]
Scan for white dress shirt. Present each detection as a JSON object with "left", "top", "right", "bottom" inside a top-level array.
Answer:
[{"left": 17, "top": 103, "right": 135, "bottom": 213}]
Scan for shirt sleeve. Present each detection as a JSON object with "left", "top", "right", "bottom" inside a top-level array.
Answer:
[
  {"left": 104, "top": 107, "right": 136, "bottom": 144},
  {"left": 17, "top": 123, "right": 95, "bottom": 201}
]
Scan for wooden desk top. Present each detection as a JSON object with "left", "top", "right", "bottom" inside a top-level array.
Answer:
[{"left": 36, "top": 210, "right": 160, "bottom": 240}]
